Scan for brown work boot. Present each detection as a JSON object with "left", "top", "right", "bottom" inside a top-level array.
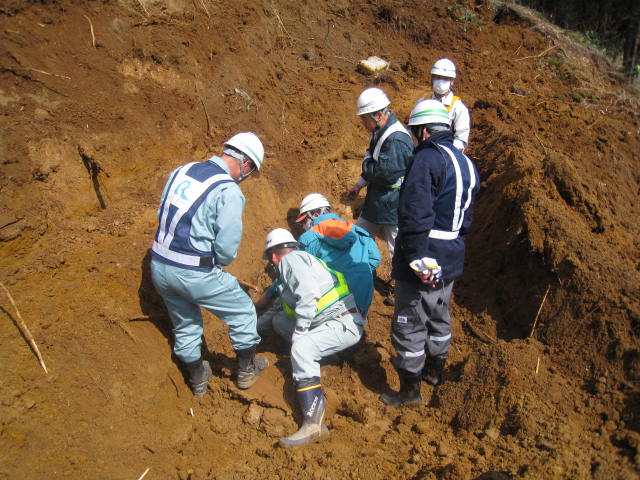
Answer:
[{"left": 236, "top": 345, "right": 268, "bottom": 389}]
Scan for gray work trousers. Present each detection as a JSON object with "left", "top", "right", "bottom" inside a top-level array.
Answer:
[{"left": 390, "top": 279, "right": 454, "bottom": 374}]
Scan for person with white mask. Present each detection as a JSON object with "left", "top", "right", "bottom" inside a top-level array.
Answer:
[{"left": 429, "top": 58, "right": 471, "bottom": 152}]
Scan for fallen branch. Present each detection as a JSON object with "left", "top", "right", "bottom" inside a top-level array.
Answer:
[
  {"left": 0, "top": 281, "right": 49, "bottom": 374},
  {"left": 6, "top": 66, "right": 70, "bottom": 80},
  {"left": 534, "top": 132, "right": 548, "bottom": 156},
  {"left": 197, "top": 0, "right": 211, "bottom": 18},
  {"left": 515, "top": 44, "right": 557, "bottom": 61},
  {"left": 199, "top": 98, "right": 213, "bottom": 138},
  {"left": 529, "top": 285, "right": 551, "bottom": 338},
  {"left": 82, "top": 14, "right": 96, "bottom": 48},
  {"left": 135, "top": 0, "right": 150, "bottom": 16}
]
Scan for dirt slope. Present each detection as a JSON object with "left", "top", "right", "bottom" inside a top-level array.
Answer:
[{"left": 1, "top": 1, "right": 639, "bottom": 479}]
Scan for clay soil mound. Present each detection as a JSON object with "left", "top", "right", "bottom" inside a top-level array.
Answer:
[{"left": 1, "top": 1, "right": 639, "bottom": 479}]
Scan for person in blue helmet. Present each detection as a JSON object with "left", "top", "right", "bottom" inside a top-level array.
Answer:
[{"left": 150, "top": 132, "right": 268, "bottom": 397}]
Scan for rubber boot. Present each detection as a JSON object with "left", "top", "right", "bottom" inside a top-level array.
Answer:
[
  {"left": 236, "top": 345, "right": 268, "bottom": 389},
  {"left": 423, "top": 356, "right": 446, "bottom": 386},
  {"left": 184, "top": 358, "right": 212, "bottom": 398},
  {"left": 279, "top": 377, "right": 329, "bottom": 448},
  {"left": 379, "top": 369, "right": 422, "bottom": 407}
]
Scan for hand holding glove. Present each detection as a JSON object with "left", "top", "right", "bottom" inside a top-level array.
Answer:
[{"left": 410, "top": 257, "right": 442, "bottom": 286}]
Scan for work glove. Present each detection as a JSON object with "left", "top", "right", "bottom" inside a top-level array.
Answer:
[
  {"left": 291, "top": 326, "right": 308, "bottom": 344},
  {"left": 410, "top": 257, "right": 442, "bottom": 282}
]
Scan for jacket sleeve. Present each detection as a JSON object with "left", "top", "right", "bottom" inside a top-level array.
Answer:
[
  {"left": 362, "top": 134, "right": 413, "bottom": 187},
  {"left": 365, "top": 234, "right": 382, "bottom": 270},
  {"left": 452, "top": 101, "right": 470, "bottom": 149},
  {"left": 397, "top": 151, "right": 444, "bottom": 263},
  {"left": 210, "top": 184, "right": 245, "bottom": 266},
  {"left": 279, "top": 254, "right": 318, "bottom": 331},
  {"left": 460, "top": 161, "right": 480, "bottom": 236}
]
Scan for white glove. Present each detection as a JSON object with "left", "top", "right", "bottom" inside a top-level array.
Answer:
[
  {"left": 410, "top": 257, "right": 442, "bottom": 281},
  {"left": 453, "top": 139, "right": 466, "bottom": 151},
  {"left": 291, "top": 326, "right": 308, "bottom": 344}
]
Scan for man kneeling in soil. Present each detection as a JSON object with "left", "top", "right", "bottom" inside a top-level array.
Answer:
[{"left": 261, "top": 228, "right": 365, "bottom": 447}]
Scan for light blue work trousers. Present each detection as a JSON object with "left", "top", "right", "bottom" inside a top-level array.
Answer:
[
  {"left": 151, "top": 259, "right": 260, "bottom": 363},
  {"left": 258, "top": 305, "right": 363, "bottom": 381}
]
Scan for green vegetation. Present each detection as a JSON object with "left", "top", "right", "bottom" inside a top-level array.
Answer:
[
  {"left": 516, "top": 0, "right": 640, "bottom": 81},
  {"left": 447, "top": 5, "right": 482, "bottom": 32}
]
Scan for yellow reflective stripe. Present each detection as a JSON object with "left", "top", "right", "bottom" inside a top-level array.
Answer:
[
  {"left": 282, "top": 298, "right": 296, "bottom": 319},
  {"left": 445, "top": 96, "right": 460, "bottom": 112},
  {"left": 296, "top": 384, "right": 321, "bottom": 392},
  {"left": 280, "top": 256, "right": 351, "bottom": 318},
  {"left": 315, "top": 258, "right": 350, "bottom": 314}
]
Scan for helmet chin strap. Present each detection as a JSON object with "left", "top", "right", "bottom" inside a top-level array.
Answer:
[{"left": 236, "top": 157, "right": 255, "bottom": 183}]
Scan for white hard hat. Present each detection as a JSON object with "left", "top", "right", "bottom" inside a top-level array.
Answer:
[
  {"left": 296, "top": 193, "right": 331, "bottom": 222},
  {"left": 430, "top": 58, "right": 457, "bottom": 78},
  {"left": 356, "top": 87, "right": 391, "bottom": 116},
  {"left": 407, "top": 99, "right": 451, "bottom": 126},
  {"left": 263, "top": 228, "right": 298, "bottom": 259},
  {"left": 224, "top": 132, "right": 265, "bottom": 170}
]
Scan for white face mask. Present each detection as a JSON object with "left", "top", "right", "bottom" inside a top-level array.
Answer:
[{"left": 433, "top": 78, "right": 451, "bottom": 96}]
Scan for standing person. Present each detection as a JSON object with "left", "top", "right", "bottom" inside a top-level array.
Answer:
[
  {"left": 380, "top": 100, "right": 480, "bottom": 407},
  {"left": 429, "top": 58, "right": 471, "bottom": 152},
  {"left": 150, "top": 132, "right": 268, "bottom": 397},
  {"left": 262, "top": 228, "right": 365, "bottom": 447},
  {"left": 296, "top": 193, "right": 381, "bottom": 315},
  {"left": 346, "top": 87, "right": 414, "bottom": 260}
]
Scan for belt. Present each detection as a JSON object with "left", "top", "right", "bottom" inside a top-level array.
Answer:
[
  {"left": 199, "top": 257, "right": 214, "bottom": 267},
  {"left": 340, "top": 307, "right": 360, "bottom": 317}
]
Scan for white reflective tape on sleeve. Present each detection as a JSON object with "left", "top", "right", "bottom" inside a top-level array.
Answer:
[
  {"left": 399, "top": 349, "right": 425, "bottom": 358},
  {"left": 429, "top": 333, "right": 452, "bottom": 342},
  {"left": 429, "top": 229, "right": 459, "bottom": 240}
]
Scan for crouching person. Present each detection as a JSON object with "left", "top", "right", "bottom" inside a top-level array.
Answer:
[{"left": 262, "top": 228, "right": 365, "bottom": 447}]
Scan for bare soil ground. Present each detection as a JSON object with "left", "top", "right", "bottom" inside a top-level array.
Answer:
[{"left": 1, "top": 1, "right": 639, "bottom": 479}]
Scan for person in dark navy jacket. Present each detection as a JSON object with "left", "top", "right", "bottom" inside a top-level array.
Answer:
[{"left": 380, "top": 99, "right": 480, "bottom": 407}]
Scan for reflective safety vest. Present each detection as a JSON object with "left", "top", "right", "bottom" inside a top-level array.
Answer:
[
  {"left": 367, "top": 119, "right": 410, "bottom": 190},
  {"left": 152, "top": 161, "right": 234, "bottom": 270},
  {"left": 444, "top": 95, "right": 460, "bottom": 112},
  {"left": 281, "top": 257, "right": 351, "bottom": 319}
]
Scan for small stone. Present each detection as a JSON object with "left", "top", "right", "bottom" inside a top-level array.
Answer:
[
  {"left": 243, "top": 403, "right": 262, "bottom": 425},
  {"left": 485, "top": 427, "right": 500, "bottom": 440}
]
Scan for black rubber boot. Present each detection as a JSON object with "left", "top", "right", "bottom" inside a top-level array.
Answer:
[
  {"left": 423, "top": 356, "right": 447, "bottom": 386},
  {"left": 380, "top": 369, "right": 422, "bottom": 407},
  {"left": 280, "top": 377, "right": 329, "bottom": 447},
  {"left": 236, "top": 345, "right": 268, "bottom": 389},
  {"left": 184, "top": 358, "right": 212, "bottom": 397}
]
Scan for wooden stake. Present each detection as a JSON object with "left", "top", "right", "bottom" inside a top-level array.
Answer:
[
  {"left": 82, "top": 15, "right": 96, "bottom": 48},
  {"left": 137, "top": 467, "right": 150, "bottom": 480},
  {"left": 529, "top": 285, "right": 551, "bottom": 338},
  {"left": 535, "top": 356, "right": 540, "bottom": 375},
  {"left": 0, "top": 281, "right": 48, "bottom": 374}
]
